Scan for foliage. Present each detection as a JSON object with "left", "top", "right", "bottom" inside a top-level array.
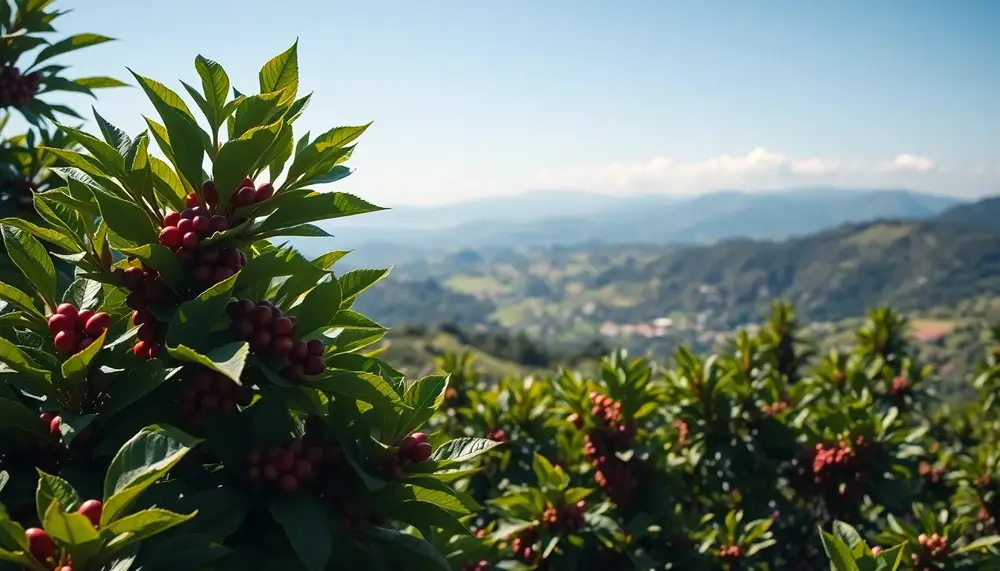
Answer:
[
  {"left": 415, "top": 305, "right": 1000, "bottom": 570},
  {"left": 0, "top": 44, "right": 502, "bottom": 570}
]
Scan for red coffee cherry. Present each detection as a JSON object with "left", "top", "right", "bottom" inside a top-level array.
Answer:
[
  {"left": 255, "top": 182, "right": 274, "bottom": 202},
  {"left": 163, "top": 211, "right": 181, "bottom": 227},
  {"left": 55, "top": 303, "right": 78, "bottom": 321},
  {"left": 77, "top": 499, "right": 103, "bottom": 527},
  {"left": 47, "top": 313, "right": 73, "bottom": 335},
  {"left": 185, "top": 192, "right": 199, "bottom": 208},
  {"left": 25, "top": 527, "right": 54, "bottom": 560},
  {"left": 159, "top": 226, "right": 182, "bottom": 249}
]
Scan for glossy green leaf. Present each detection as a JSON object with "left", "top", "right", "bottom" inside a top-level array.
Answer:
[
  {"left": 2, "top": 224, "right": 56, "bottom": 308},
  {"left": 288, "top": 279, "right": 342, "bottom": 339},
  {"left": 259, "top": 41, "right": 299, "bottom": 106},
  {"left": 430, "top": 438, "right": 503, "bottom": 464},
  {"left": 0, "top": 281, "right": 43, "bottom": 318},
  {"left": 309, "top": 370, "right": 407, "bottom": 408},
  {"left": 166, "top": 272, "right": 239, "bottom": 350},
  {"left": 102, "top": 424, "right": 202, "bottom": 525},
  {"left": 36, "top": 470, "right": 81, "bottom": 524},
  {"left": 268, "top": 494, "right": 331, "bottom": 571},
  {"left": 35, "top": 33, "right": 115, "bottom": 64},
  {"left": 213, "top": 120, "right": 282, "bottom": 209},
  {"left": 166, "top": 342, "right": 248, "bottom": 385},
  {"left": 91, "top": 188, "right": 158, "bottom": 245},
  {"left": 104, "top": 508, "right": 197, "bottom": 550}
]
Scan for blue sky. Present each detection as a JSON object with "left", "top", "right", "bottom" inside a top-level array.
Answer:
[{"left": 21, "top": 0, "right": 1000, "bottom": 205}]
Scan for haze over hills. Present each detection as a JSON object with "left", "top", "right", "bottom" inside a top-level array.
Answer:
[
  {"left": 309, "top": 187, "right": 963, "bottom": 264},
  {"left": 351, "top": 196, "right": 1000, "bottom": 339}
]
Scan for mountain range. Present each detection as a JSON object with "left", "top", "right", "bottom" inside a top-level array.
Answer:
[
  {"left": 304, "top": 187, "right": 964, "bottom": 265},
  {"left": 350, "top": 195, "right": 1000, "bottom": 336}
]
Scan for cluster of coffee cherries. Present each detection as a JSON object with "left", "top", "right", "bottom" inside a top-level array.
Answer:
[
  {"left": 46, "top": 303, "right": 110, "bottom": 355},
  {"left": 918, "top": 461, "right": 946, "bottom": 486},
  {"left": 485, "top": 428, "right": 507, "bottom": 443},
  {"left": 718, "top": 544, "right": 743, "bottom": 563},
  {"left": 245, "top": 430, "right": 336, "bottom": 494},
  {"left": 177, "top": 367, "right": 254, "bottom": 430},
  {"left": 0, "top": 65, "right": 42, "bottom": 108},
  {"left": 511, "top": 527, "right": 538, "bottom": 562},
  {"left": 811, "top": 436, "right": 869, "bottom": 487},
  {"left": 382, "top": 432, "right": 434, "bottom": 479},
  {"left": 158, "top": 192, "right": 247, "bottom": 285},
  {"left": 24, "top": 500, "right": 101, "bottom": 570},
  {"left": 582, "top": 391, "right": 637, "bottom": 506},
  {"left": 912, "top": 533, "right": 949, "bottom": 567},
  {"left": 890, "top": 374, "right": 912, "bottom": 396},
  {"left": 541, "top": 500, "right": 586, "bottom": 532},
  {"left": 761, "top": 401, "right": 789, "bottom": 417},
  {"left": 120, "top": 265, "right": 170, "bottom": 359},
  {"left": 226, "top": 299, "right": 326, "bottom": 381}
]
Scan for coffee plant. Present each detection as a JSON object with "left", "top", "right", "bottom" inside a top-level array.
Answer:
[
  {"left": 419, "top": 305, "right": 1000, "bottom": 570},
  {"left": 0, "top": 43, "right": 505, "bottom": 571}
]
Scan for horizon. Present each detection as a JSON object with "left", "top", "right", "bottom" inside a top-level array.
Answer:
[{"left": 15, "top": 0, "right": 1000, "bottom": 206}]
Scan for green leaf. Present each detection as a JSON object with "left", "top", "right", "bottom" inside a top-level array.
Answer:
[
  {"left": 397, "top": 375, "right": 448, "bottom": 436},
  {"left": 268, "top": 494, "right": 332, "bottom": 571},
  {"left": 129, "top": 70, "right": 205, "bottom": 191},
  {"left": 166, "top": 342, "right": 248, "bottom": 385},
  {"left": 55, "top": 122, "right": 126, "bottom": 175},
  {"left": 35, "top": 33, "right": 115, "bottom": 64},
  {"left": 2, "top": 224, "right": 56, "bottom": 309},
  {"left": 102, "top": 359, "right": 170, "bottom": 418},
  {"left": 531, "top": 453, "right": 569, "bottom": 491},
  {"left": 231, "top": 91, "right": 284, "bottom": 140},
  {"left": 430, "top": 438, "right": 503, "bottom": 464},
  {"left": 235, "top": 245, "right": 325, "bottom": 289},
  {"left": 33, "top": 193, "right": 86, "bottom": 246},
  {"left": 62, "top": 278, "right": 103, "bottom": 310},
  {"left": 364, "top": 527, "right": 451, "bottom": 571},
  {"left": 820, "top": 529, "right": 860, "bottom": 571},
  {"left": 74, "top": 76, "right": 130, "bottom": 89},
  {"left": 328, "top": 310, "right": 384, "bottom": 331},
  {"left": 285, "top": 124, "right": 371, "bottom": 187},
  {"left": 150, "top": 157, "right": 188, "bottom": 211},
  {"left": 101, "top": 425, "right": 202, "bottom": 525},
  {"left": 309, "top": 371, "right": 407, "bottom": 408},
  {"left": 212, "top": 120, "right": 282, "bottom": 209},
  {"left": 288, "top": 279, "right": 342, "bottom": 339},
  {"left": 91, "top": 188, "right": 158, "bottom": 245},
  {"left": 389, "top": 501, "right": 468, "bottom": 537},
  {"left": 0, "top": 397, "right": 47, "bottom": 438},
  {"left": 338, "top": 268, "right": 391, "bottom": 305},
  {"left": 257, "top": 223, "right": 331, "bottom": 240},
  {"left": 0, "top": 504, "right": 29, "bottom": 552},
  {"left": 166, "top": 272, "right": 239, "bottom": 350},
  {"left": 954, "top": 535, "right": 1000, "bottom": 554},
  {"left": 0, "top": 216, "right": 79, "bottom": 253},
  {"left": 195, "top": 55, "right": 230, "bottom": 132},
  {"left": 93, "top": 108, "right": 132, "bottom": 152},
  {"left": 61, "top": 329, "right": 107, "bottom": 385},
  {"left": 259, "top": 41, "right": 299, "bottom": 107},
  {"left": 103, "top": 508, "right": 197, "bottom": 550},
  {"left": 0, "top": 337, "right": 51, "bottom": 383},
  {"left": 42, "top": 500, "right": 99, "bottom": 547},
  {"left": 258, "top": 191, "right": 384, "bottom": 235},
  {"left": 36, "top": 470, "right": 81, "bottom": 523},
  {"left": 0, "top": 281, "right": 43, "bottom": 318}
]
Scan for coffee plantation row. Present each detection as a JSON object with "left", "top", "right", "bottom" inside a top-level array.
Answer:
[{"left": 1, "top": 1, "right": 999, "bottom": 569}]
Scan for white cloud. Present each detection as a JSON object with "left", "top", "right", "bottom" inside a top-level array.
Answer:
[
  {"left": 883, "top": 153, "right": 937, "bottom": 173},
  {"left": 532, "top": 148, "right": 964, "bottom": 196}
]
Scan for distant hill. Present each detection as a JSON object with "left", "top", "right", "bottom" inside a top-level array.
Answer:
[
  {"left": 353, "top": 200, "right": 1000, "bottom": 335},
  {"left": 933, "top": 196, "right": 1000, "bottom": 230},
  {"left": 311, "top": 187, "right": 963, "bottom": 262}
]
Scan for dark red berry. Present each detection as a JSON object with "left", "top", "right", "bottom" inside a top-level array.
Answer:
[
  {"left": 159, "top": 226, "right": 181, "bottom": 249},
  {"left": 228, "top": 299, "right": 254, "bottom": 319},
  {"left": 263, "top": 464, "right": 279, "bottom": 481},
  {"left": 192, "top": 216, "right": 211, "bottom": 235},
  {"left": 412, "top": 432, "right": 429, "bottom": 444},
  {"left": 255, "top": 183, "right": 274, "bottom": 202},
  {"left": 292, "top": 340, "right": 309, "bottom": 360},
  {"left": 284, "top": 363, "right": 305, "bottom": 382},
  {"left": 252, "top": 305, "right": 273, "bottom": 328},
  {"left": 123, "top": 267, "right": 145, "bottom": 290},
  {"left": 39, "top": 411, "right": 55, "bottom": 431},
  {"left": 276, "top": 450, "right": 296, "bottom": 472},
  {"left": 399, "top": 435, "right": 417, "bottom": 454},
  {"left": 47, "top": 313, "right": 74, "bottom": 334},
  {"left": 76, "top": 309, "right": 95, "bottom": 328},
  {"left": 54, "top": 329, "right": 77, "bottom": 353},
  {"left": 163, "top": 211, "right": 181, "bottom": 227},
  {"left": 194, "top": 265, "right": 212, "bottom": 283},
  {"left": 234, "top": 186, "right": 256, "bottom": 207},
  {"left": 49, "top": 415, "right": 62, "bottom": 437},
  {"left": 304, "top": 355, "right": 325, "bottom": 376},
  {"left": 185, "top": 193, "right": 199, "bottom": 208},
  {"left": 78, "top": 337, "right": 96, "bottom": 351},
  {"left": 176, "top": 218, "right": 194, "bottom": 234},
  {"left": 250, "top": 330, "right": 272, "bottom": 352},
  {"left": 202, "top": 180, "right": 219, "bottom": 206},
  {"left": 233, "top": 318, "right": 254, "bottom": 339},
  {"left": 78, "top": 499, "right": 103, "bottom": 528},
  {"left": 175, "top": 249, "right": 194, "bottom": 264},
  {"left": 412, "top": 442, "right": 434, "bottom": 463},
  {"left": 272, "top": 336, "right": 294, "bottom": 356},
  {"left": 198, "top": 246, "right": 220, "bottom": 264},
  {"left": 25, "top": 528, "right": 54, "bottom": 560},
  {"left": 210, "top": 215, "right": 228, "bottom": 233},
  {"left": 182, "top": 232, "right": 199, "bottom": 250},
  {"left": 84, "top": 312, "right": 110, "bottom": 337},
  {"left": 55, "top": 303, "right": 78, "bottom": 321},
  {"left": 213, "top": 266, "right": 234, "bottom": 283},
  {"left": 296, "top": 460, "right": 315, "bottom": 480},
  {"left": 133, "top": 340, "right": 150, "bottom": 357},
  {"left": 307, "top": 339, "right": 325, "bottom": 356},
  {"left": 272, "top": 316, "right": 294, "bottom": 337},
  {"left": 278, "top": 474, "right": 299, "bottom": 492}
]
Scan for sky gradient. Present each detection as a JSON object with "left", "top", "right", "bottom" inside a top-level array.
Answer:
[{"left": 21, "top": 0, "right": 1000, "bottom": 205}]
